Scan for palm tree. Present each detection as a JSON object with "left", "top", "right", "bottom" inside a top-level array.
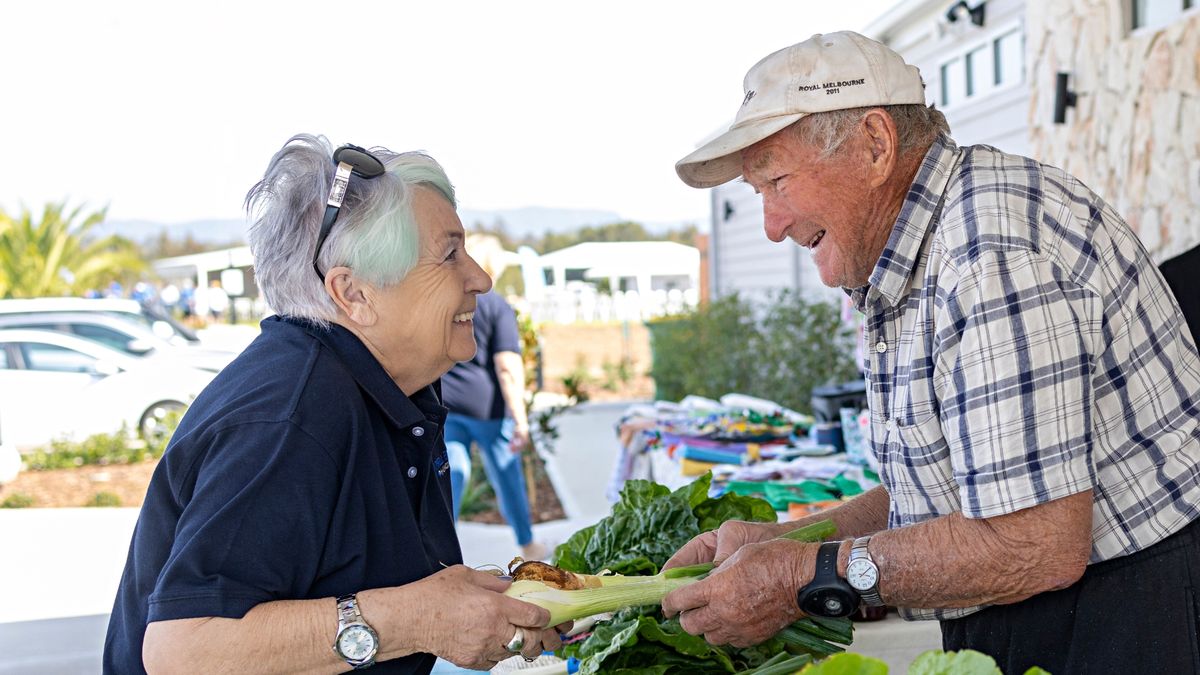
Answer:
[{"left": 0, "top": 201, "right": 147, "bottom": 298}]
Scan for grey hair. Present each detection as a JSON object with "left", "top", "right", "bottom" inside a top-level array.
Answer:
[
  {"left": 244, "top": 134, "right": 456, "bottom": 327},
  {"left": 789, "top": 103, "right": 950, "bottom": 160}
]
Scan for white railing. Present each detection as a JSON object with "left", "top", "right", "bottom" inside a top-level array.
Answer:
[{"left": 516, "top": 284, "right": 699, "bottom": 324}]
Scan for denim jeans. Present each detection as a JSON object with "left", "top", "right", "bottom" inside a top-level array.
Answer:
[{"left": 445, "top": 414, "right": 533, "bottom": 546}]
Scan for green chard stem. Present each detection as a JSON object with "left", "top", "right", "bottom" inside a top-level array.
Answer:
[
  {"left": 746, "top": 652, "right": 791, "bottom": 672},
  {"left": 776, "top": 626, "right": 846, "bottom": 657},
  {"left": 778, "top": 519, "right": 837, "bottom": 543},
  {"left": 746, "top": 653, "right": 814, "bottom": 675},
  {"left": 660, "top": 562, "right": 716, "bottom": 578}
]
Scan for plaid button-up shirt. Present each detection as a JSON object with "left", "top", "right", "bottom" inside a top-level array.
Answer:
[{"left": 851, "top": 135, "right": 1200, "bottom": 621}]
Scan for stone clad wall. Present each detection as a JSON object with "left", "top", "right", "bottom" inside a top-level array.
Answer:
[{"left": 1028, "top": 1, "right": 1200, "bottom": 262}]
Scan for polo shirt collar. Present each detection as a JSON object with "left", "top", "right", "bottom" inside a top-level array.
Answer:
[
  {"left": 854, "top": 133, "right": 961, "bottom": 310},
  {"left": 283, "top": 316, "right": 444, "bottom": 430}
]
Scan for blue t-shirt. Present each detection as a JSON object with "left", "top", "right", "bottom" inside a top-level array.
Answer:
[
  {"left": 440, "top": 290, "right": 522, "bottom": 420},
  {"left": 104, "top": 316, "right": 461, "bottom": 674}
]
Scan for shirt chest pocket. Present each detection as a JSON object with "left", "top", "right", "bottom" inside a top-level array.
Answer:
[
  {"left": 883, "top": 411, "right": 962, "bottom": 525},
  {"left": 887, "top": 309, "right": 940, "bottom": 424}
]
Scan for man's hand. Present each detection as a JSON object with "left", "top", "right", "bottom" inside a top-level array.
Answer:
[
  {"left": 408, "top": 565, "right": 561, "bottom": 669},
  {"left": 662, "top": 520, "right": 791, "bottom": 570},
  {"left": 661, "top": 539, "right": 816, "bottom": 647}
]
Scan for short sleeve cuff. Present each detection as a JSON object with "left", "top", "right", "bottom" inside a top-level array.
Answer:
[{"left": 147, "top": 591, "right": 269, "bottom": 623}]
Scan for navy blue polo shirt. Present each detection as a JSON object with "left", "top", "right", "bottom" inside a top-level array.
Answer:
[
  {"left": 441, "top": 290, "right": 521, "bottom": 420},
  {"left": 104, "top": 316, "right": 462, "bottom": 674}
]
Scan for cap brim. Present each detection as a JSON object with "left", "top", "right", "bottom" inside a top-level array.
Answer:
[{"left": 675, "top": 114, "right": 807, "bottom": 188}]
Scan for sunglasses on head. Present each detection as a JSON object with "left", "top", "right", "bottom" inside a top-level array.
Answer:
[{"left": 312, "top": 143, "right": 386, "bottom": 282}]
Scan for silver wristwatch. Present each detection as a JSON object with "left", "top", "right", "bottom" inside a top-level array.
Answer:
[
  {"left": 845, "top": 536, "right": 884, "bottom": 607},
  {"left": 333, "top": 593, "right": 379, "bottom": 669}
]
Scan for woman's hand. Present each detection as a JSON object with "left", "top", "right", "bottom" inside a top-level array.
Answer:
[{"left": 405, "top": 565, "right": 563, "bottom": 669}]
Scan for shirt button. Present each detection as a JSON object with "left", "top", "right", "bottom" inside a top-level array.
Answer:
[
  {"left": 875, "top": 341, "right": 887, "bottom": 354},
  {"left": 407, "top": 466, "right": 418, "bottom": 478},
  {"left": 412, "top": 426, "right": 425, "bottom": 437}
]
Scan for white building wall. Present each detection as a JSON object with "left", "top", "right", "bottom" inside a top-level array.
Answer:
[
  {"left": 710, "top": 181, "right": 792, "bottom": 301},
  {"left": 868, "top": 0, "right": 1031, "bottom": 155}
]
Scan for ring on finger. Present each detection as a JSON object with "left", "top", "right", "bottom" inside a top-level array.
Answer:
[{"left": 504, "top": 630, "right": 524, "bottom": 653}]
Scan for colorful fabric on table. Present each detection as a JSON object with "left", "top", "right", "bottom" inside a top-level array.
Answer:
[{"left": 723, "top": 474, "right": 866, "bottom": 511}]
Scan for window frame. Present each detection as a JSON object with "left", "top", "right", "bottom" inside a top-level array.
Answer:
[
  {"left": 17, "top": 341, "right": 100, "bottom": 374},
  {"left": 1130, "top": 0, "right": 1198, "bottom": 33},
  {"left": 934, "top": 18, "right": 1025, "bottom": 113}
]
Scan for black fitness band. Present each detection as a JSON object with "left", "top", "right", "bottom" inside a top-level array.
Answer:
[{"left": 795, "top": 541, "right": 860, "bottom": 618}]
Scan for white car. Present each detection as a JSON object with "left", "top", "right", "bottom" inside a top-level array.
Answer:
[
  {"left": 0, "top": 329, "right": 217, "bottom": 452},
  {"left": 0, "top": 311, "right": 238, "bottom": 373},
  {"left": 0, "top": 296, "right": 259, "bottom": 356},
  {"left": 0, "top": 297, "right": 201, "bottom": 346}
]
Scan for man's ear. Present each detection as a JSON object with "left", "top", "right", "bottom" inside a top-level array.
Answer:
[
  {"left": 860, "top": 108, "right": 899, "bottom": 188},
  {"left": 326, "top": 267, "right": 379, "bottom": 327}
]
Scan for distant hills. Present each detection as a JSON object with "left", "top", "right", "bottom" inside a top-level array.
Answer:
[
  {"left": 93, "top": 218, "right": 250, "bottom": 245},
  {"left": 99, "top": 206, "right": 691, "bottom": 246},
  {"left": 458, "top": 206, "right": 625, "bottom": 235}
]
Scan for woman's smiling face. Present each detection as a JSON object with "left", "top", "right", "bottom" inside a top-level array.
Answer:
[{"left": 367, "top": 186, "right": 491, "bottom": 387}]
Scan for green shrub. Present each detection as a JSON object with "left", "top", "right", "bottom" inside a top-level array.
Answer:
[
  {"left": 516, "top": 309, "right": 542, "bottom": 391},
  {"left": 457, "top": 448, "right": 495, "bottom": 519},
  {"left": 0, "top": 492, "right": 34, "bottom": 508},
  {"left": 22, "top": 412, "right": 182, "bottom": 472},
  {"left": 144, "top": 409, "right": 184, "bottom": 457},
  {"left": 24, "top": 428, "right": 143, "bottom": 470},
  {"left": 647, "top": 291, "right": 858, "bottom": 414},
  {"left": 560, "top": 355, "right": 592, "bottom": 403},
  {"left": 600, "top": 356, "right": 635, "bottom": 391},
  {"left": 85, "top": 491, "right": 122, "bottom": 507}
]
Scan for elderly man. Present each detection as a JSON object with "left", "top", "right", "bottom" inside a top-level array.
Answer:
[{"left": 661, "top": 31, "right": 1200, "bottom": 673}]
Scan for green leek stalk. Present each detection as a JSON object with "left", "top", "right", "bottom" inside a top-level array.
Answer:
[
  {"left": 743, "top": 653, "right": 814, "bottom": 675},
  {"left": 505, "top": 519, "right": 838, "bottom": 628},
  {"left": 504, "top": 571, "right": 705, "bottom": 627}
]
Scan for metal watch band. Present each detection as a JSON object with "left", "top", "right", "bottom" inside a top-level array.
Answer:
[
  {"left": 849, "top": 536, "right": 885, "bottom": 607},
  {"left": 337, "top": 593, "right": 365, "bottom": 625},
  {"left": 334, "top": 593, "right": 378, "bottom": 669}
]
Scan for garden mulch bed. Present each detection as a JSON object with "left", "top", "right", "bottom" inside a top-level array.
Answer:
[
  {"left": 458, "top": 447, "right": 566, "bottom": 524},
  {"left": 0, "top": 459, "right": 158, "bottom": 508}
]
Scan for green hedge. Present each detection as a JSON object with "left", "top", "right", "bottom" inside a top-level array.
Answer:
[
  {"left": 647, "top": 291, "right": 858, "bottom": 414},
  {"left": 22, "top": 412, "right": 181, "bottom": 471}
]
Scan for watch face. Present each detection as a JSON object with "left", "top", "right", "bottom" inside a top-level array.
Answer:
[
  {"left": 338, "top": 624, "right": 377, "bottom": 661},
  {"left": 846, "top": 558, "right": 879, "bottom": 592}
]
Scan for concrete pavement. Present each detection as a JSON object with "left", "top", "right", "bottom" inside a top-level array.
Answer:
[{"left": 0, "top": 399, "right": 941, "bottom": 673}]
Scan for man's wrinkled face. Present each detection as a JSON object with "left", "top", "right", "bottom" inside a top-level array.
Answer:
[{"left": 741, "top": 131, "right": 881, "bottom": 289}]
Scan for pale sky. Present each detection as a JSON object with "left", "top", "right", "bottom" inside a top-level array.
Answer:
[{"left": 2, "top": 0, "right": 898, "bottom": 229}]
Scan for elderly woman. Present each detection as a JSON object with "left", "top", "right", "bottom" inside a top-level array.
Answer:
[{"left": 104, "top": 134, "right": 563, "bottom": 673}]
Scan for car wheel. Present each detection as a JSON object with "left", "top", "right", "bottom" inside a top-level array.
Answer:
[{"left": 139, "top": 400, "right": 187, "bottom": 444}]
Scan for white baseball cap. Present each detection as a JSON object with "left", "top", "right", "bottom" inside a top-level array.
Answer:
[{"left": 676, "top": 31, "right": 927, "bottom": 188}]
